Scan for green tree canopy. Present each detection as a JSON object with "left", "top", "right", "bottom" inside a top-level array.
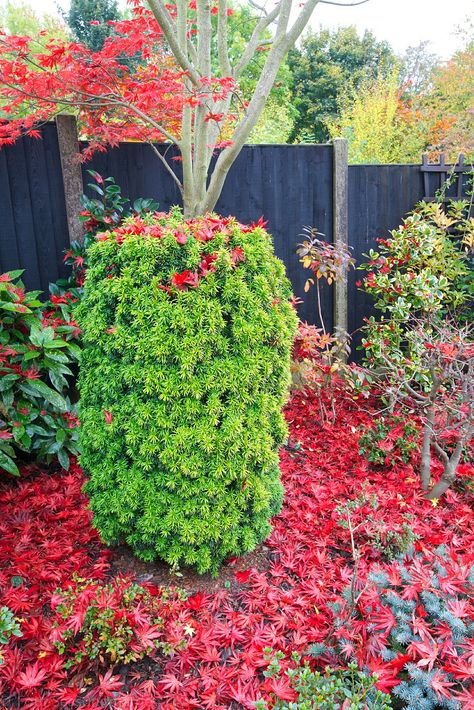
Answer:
[
  {"left": 288, "top": 26, "right": 396, "bottom": 142},
  {"left": 0, "top": 0, "right": 68, "bottom": 40},
  {"left": 63, "top": 0, "right": 121, "bottom": 52}
]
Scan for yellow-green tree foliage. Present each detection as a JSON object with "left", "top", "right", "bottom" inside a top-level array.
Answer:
[
  {"left": 0, "top": 1, "right": 69, "bottom": 41},
  {"left": 327, "top": 70, "right": 427, "bottom": 164}
]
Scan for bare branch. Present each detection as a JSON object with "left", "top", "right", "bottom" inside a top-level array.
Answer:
[
  {"left": 148, "top": 142, "right": 183, "bottom": 194},
  {"left": 118, "top": 100, "right": 180, "bottom": 145}
]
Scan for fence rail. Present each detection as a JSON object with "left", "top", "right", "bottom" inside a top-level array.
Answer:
[{"left": 0, "top": 120, "right": 471, "bottom": 354}]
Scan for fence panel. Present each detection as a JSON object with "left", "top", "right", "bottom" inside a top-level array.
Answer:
[
  {"left": 1, "top": 123, "right": 470, "bottom": 346},
  {"left": 0, "top": 124, "right": 70, "bottom": 292},
  {"left": 347, "top": 164, "right": 425, "bottom": 352}
]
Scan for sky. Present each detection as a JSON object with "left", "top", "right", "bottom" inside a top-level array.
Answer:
[{"left": 2, "top": 0, "right": 473, "bottom": 59}]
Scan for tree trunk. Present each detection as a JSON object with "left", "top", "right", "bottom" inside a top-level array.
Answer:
[
  {"left": 420, "top": 406, "right": 435, "bottom": 491},
  {"left": 425, "top": 439, "right": 464, "bottom": 499}
]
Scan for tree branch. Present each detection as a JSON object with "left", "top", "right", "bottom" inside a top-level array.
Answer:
[
  {"left": 284, "top": 0, "right": 321, "bottom": 47},
  {"left": 148, "top": 142, "right": 183, "bottom": 194},
  {"left": 147, "top": 0, "right": 200, "bottom": 84},
  {"left": 233, "top": 2, "right": 281, "bottom": 78},
  {"left": 200, "top": 0, "right": 322, "bottom": 212},
  {"left": 432, "top": 441, "right": 450, "bottom": 466},
  {"left": 217, "top": 0, "right": 232, "bottom": 76},
  {"left": 192, "top": 0, "right": 213, "bottom": 210}
]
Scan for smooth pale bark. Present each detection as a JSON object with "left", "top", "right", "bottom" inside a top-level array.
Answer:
[{"left": 147, "top": 0, "right": 324, "bottom": 217}]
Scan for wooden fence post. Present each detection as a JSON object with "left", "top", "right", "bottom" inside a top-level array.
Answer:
[
  {"left": 332, "top": 138, "right": 349, "bottom": 346},
  {"left": 56, "top": 114, "right": 84, "bottom": 244}
]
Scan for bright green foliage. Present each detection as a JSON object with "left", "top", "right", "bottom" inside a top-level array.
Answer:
[
  {"left": 213, "top": 2, "right": 295, "bottom": 143},
  {"left": 0, "top": 606, "right": 22, "bottom": 664},
  {"left": 256, "top": 652, "right": 392, "bottom": 709},
  {"left": 78, "top": 208, "right": 298, "bottom": 574},
  {"left": 0, "top": 1, "right": 69, "bottom": 42}
]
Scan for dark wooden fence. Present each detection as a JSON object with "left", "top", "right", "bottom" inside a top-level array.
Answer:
[{"left": 0, "top": 121, "right": 471, "bottom": 349}]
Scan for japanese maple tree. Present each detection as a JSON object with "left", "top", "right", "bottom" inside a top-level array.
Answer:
[{"left": 0, "top": 0, "right": 366, "bottom": 217}]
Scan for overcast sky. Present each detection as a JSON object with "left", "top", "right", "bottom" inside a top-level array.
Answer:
[{"left": 3, "top": 0, "right": 474, "bottom": 59}]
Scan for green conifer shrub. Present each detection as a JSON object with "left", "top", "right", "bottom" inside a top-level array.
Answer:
[{"left": 78, "top": 208, "right": 298, "bottom": 574}]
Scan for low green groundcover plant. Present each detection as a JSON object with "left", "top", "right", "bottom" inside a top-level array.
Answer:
[
  {"left": 78, "top": 208, "right": 298, "bottom": 573},
  {"left": 256, "top": 652, "right": 392, "bottom": 709},
  {"left": 0, "top": 606, "right": 22, "bottom": 665},
  {"left": 51, "top": 576, "right": 186, "bottom": 670}
]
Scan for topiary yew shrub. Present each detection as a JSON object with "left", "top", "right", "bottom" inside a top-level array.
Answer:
[{"left": 78, "top": 208, "right": 298, "bottom": 574}]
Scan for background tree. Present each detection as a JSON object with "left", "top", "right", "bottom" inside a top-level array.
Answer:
[
  {"left": 398, "top": 41, "right": 439, "bottom": 97},
  {"left": 288, "top": 26, "right": 395, "bottom": 143},
  {"left": 327, "top": 69, "right": 427, "bottom": 163},
  {"left": 423, "top": 42, "right": 474, "bottom": 159},
  {"left": 61, "top": 0, "right": 121, "bottom": 52},
  {"left": 0, "top": 0, "right": 69, "bottom": 41}
]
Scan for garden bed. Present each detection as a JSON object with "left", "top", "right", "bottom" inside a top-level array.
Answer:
[{"left": 1, "top": 388, "right": 473, "bottom": 708}]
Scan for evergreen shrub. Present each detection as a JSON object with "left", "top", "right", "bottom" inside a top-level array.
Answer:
[{"left": 78, "top": 208, "right": 298, "bottom": 573}]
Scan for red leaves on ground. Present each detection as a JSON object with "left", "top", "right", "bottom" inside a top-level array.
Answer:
[{"left": 1, "top": 388, "right": 474, "bottom": 706}]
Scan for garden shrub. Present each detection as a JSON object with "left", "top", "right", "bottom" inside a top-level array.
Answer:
[
  {"left": 0, "top": 606, "right": 22, "bottom": 664},
  {"left": 256, "top": 652, "right": 392, "bottom": 709},
  {"left": 49, "top": 171, "right": 160, "bottom": 312},
  {"left": 335, "top": 488, "right": 418, "bottom": 563},
  {"left": 358, "top": 415, "right": 419, "bottom": 467},
  {"left": 78, "top": 208, "right": 298, "bottom": 573},
  {"left": 51, "top": 576, "right": 187, "bottom": 670},
  {"left": 359, "top": 201, "right": 469, "bottom": 388},
  {"left": 0, "top": 271, "right": 80, "bottom": 474}
]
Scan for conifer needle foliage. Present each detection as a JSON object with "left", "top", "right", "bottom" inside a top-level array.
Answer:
[{"left": 77, "top": 208, "right": 298, "bottom": 574}]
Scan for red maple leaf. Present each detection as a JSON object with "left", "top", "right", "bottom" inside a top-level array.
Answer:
[
  {"left": 17, "top": 663, "right": 48, "bottom": 689},
  {"left": 235, "top": 569, "right": 251, "bottom": 584},
  {"left": 171, "top": 269, "right": 199, "bottom": 290},
  {"left": 88, "top": 669, "right": 124, "bottom": 700},
  {"left": 103, "top": 410, "right": 113, "bottom": 425}
]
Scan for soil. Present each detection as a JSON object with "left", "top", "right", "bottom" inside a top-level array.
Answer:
[{"left": 109, "top": 542, "right": 272, "bottom": 595}]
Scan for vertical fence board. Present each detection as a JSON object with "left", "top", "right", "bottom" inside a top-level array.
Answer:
[
  {"left": 0, "top": 149, "right": 21, "bottom": 272},
  {"left": 42, "top": 124, "right": 71, "bottom": 284},
  {"left": 4, "top": 138, "right": 42, "bottom": 288},
  {"left": 25, "top": 135, "right": 61, "bottom": 287}
]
